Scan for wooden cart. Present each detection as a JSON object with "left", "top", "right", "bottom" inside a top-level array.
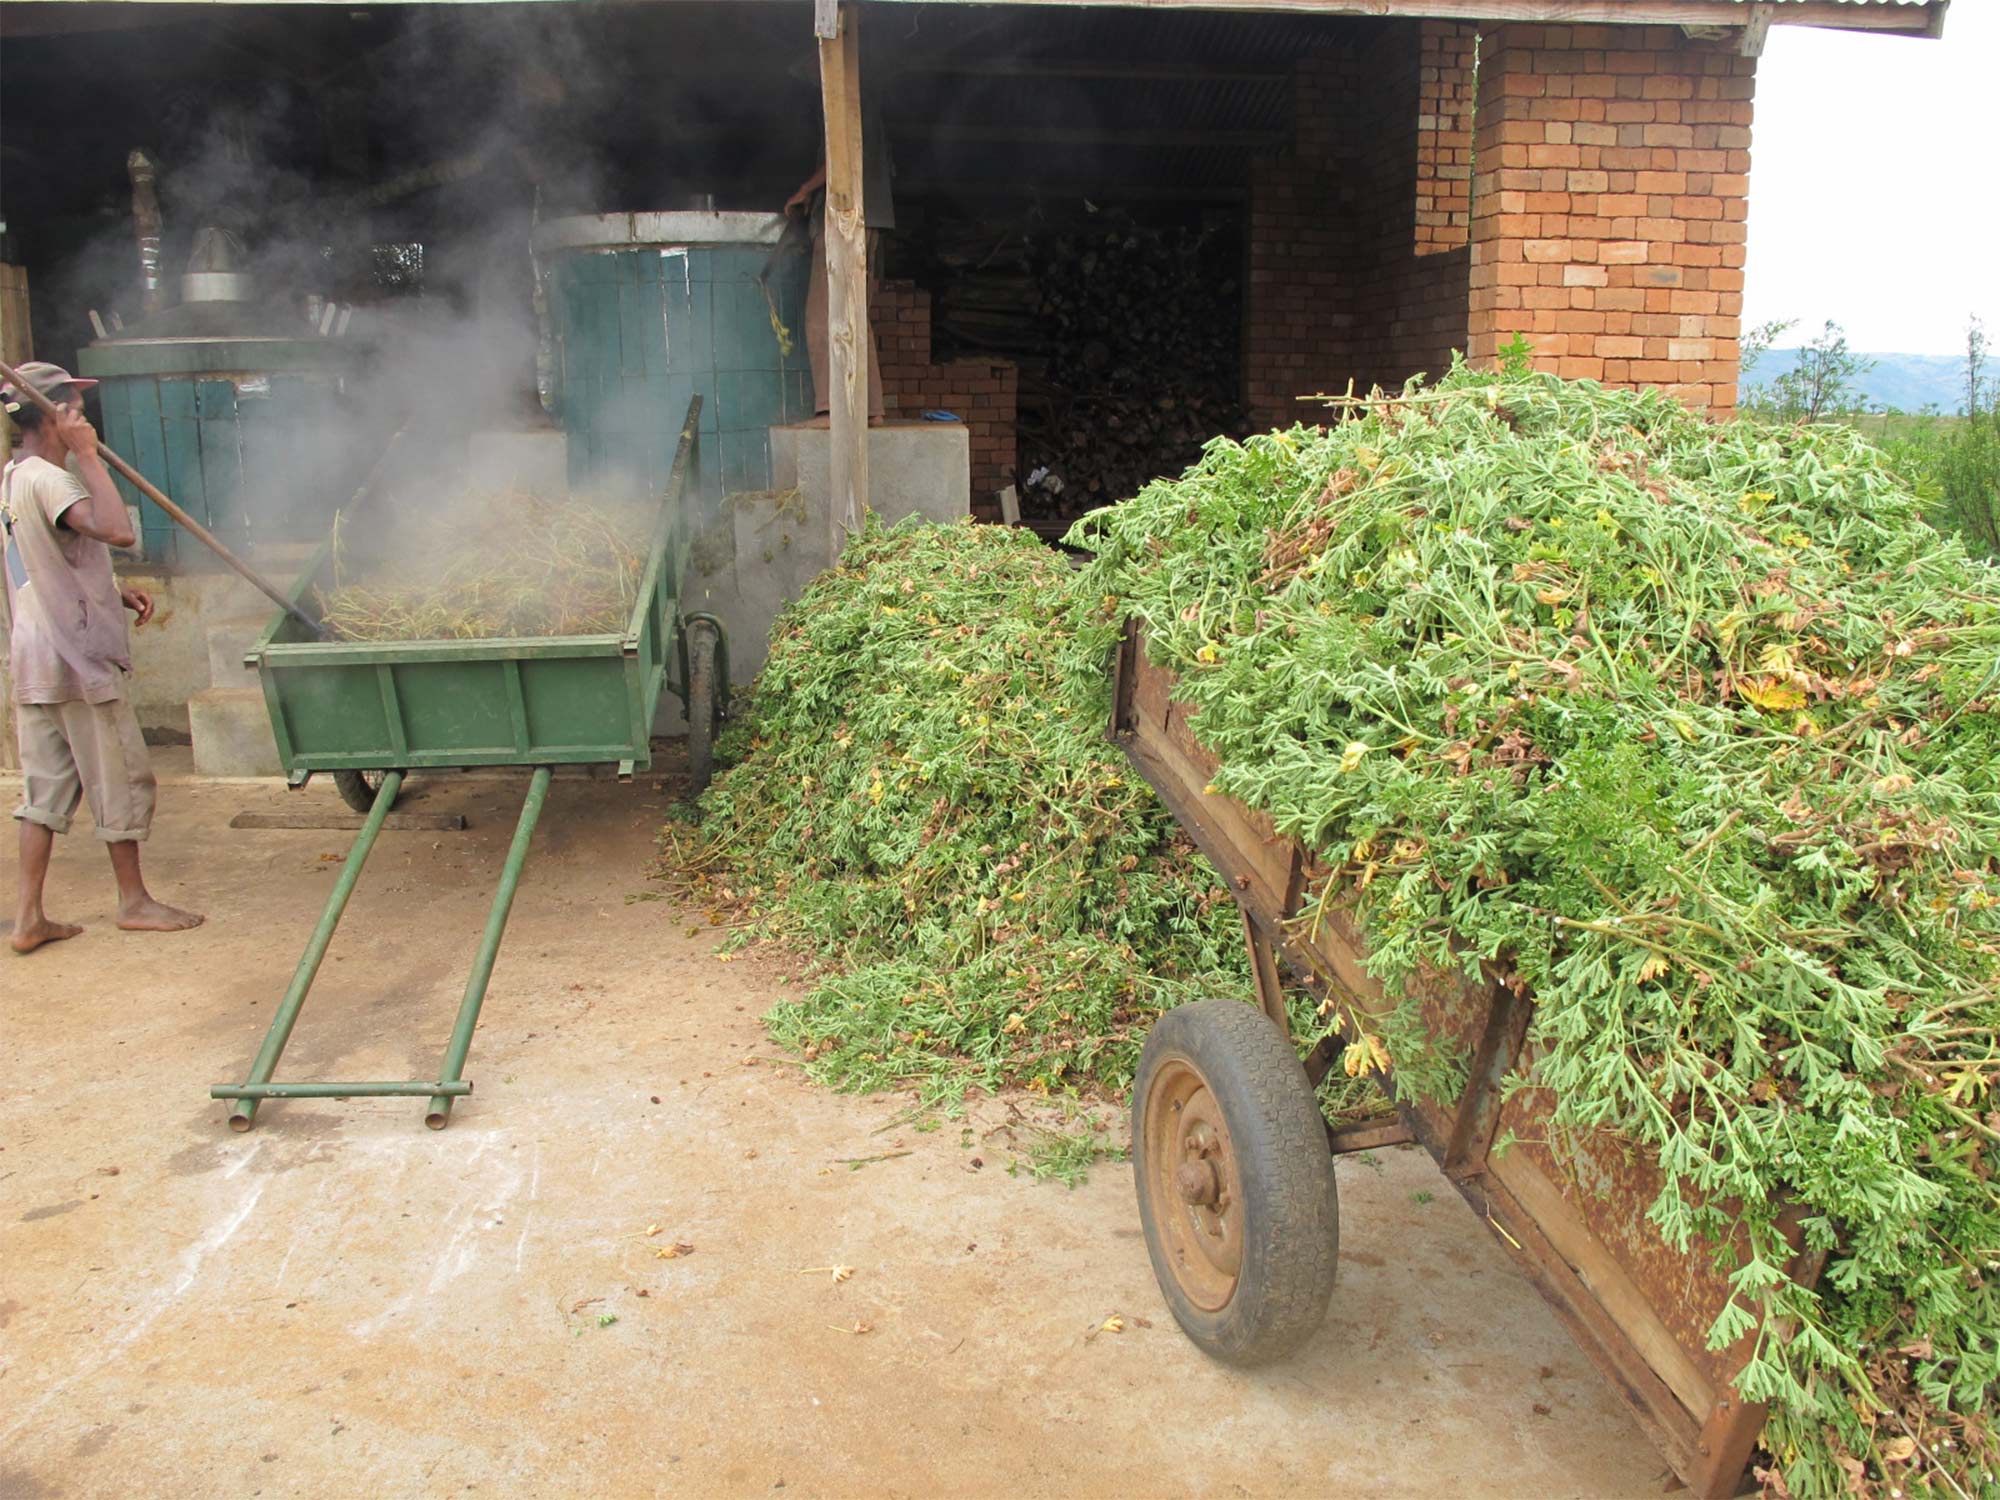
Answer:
[{"left": 1111, "top": 625, "right": 1815, "bottom": 1500}]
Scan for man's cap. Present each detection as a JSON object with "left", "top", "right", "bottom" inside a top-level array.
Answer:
[{"left": 2, "top": 361, "right": 98, "bottom": 414}]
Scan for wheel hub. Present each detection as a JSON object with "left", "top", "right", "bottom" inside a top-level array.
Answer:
[
  {"left": 1174, "top": 1158, "right": 1219, "bottom": 1206},
  {"left": 1142, "top": 1058, "right": 1244, "bottom": 1312}
]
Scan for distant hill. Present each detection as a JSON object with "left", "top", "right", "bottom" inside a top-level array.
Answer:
[{"left": 1742, "top": 349, "right": 1975, "bottom": 415}]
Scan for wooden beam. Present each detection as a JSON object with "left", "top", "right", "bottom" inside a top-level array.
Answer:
[
  {"left": 864, "top": 0, "right": 1941, "bottom": 39},
  {"left": 819, "top": 0, "right": 868, "bottom": 550},
  {"left": 903, "top": 59, "right": 1290, "bottom": 84},
  {"left": 895, "top": 174, "right": 1251, "bottom": 203},
  {"left": 1738, "top": 2, "right": 1774, "bottom": 57},
  {"left": 893, "top": 124, "right": 1288, "bottom": 149},
  {"left": 229, "top": 810, "right": 467, "bottom": 832}
]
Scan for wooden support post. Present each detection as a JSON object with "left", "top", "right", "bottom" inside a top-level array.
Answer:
[
  {"left": 0, "top": 261, "right": 31, "bottom": 770},
  {"left": 819, "top": 1, "right": 868, "bottom": 553}
]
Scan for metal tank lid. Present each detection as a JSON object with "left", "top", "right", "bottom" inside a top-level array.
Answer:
[{"left": 531, "top": 211, "right": 788, "bottom": 257}]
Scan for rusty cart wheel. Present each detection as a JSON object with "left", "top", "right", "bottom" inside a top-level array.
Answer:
[
  {"left": 685, "top": 621, "right": 719, "bottom": 795},
  {"left": 1132, "top": 998, "right": 1339, "bottom": 1365},
  {"left": 332, "top": 769, "right": 399, "bottom": 815}
]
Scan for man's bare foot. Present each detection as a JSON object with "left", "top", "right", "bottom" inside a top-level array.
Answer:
[
  {"left": 11, "top": 918, "right": 84, "bottom": 954},
  {"left": 115, "top": 898, "right": 205, "bottom": 933}
]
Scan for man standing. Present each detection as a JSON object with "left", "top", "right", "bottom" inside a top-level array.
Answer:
[{"left": 2, "top": 361, "right": 201, "bottom": 953}]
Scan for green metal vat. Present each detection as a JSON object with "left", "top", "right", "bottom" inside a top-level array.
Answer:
[
  {"left": 533, "top": 211, "right": 813, "bottom": 516},
  {"left": 78, "top": 329, "right": 361, "bottom": 565}
]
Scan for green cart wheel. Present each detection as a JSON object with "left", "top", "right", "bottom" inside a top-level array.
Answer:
[
  {"left": 332, "top": 770, "right": 400, "bottom": 815},
  {"left": 1132, "top": 998, "right": 1340, "bottom": 1365}
]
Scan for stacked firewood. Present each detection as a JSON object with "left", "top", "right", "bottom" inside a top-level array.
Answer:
[{"left": 911, "top": 207, "right": 1247, "bottom": 528}]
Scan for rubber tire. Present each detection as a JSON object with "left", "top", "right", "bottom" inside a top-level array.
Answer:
[
  {"left": 685, "top": 623, "right": 718, "bottom": 795},
  {"left": 332, "top": 769, "right": 399, "bottom": 815},
  {"left": 1132, "top": 998, "right": 1340, "bottom": 1366}
]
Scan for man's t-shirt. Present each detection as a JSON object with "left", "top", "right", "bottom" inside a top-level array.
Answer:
[{"left": 1, "top": 454, "right": 130, "bottom": 705}]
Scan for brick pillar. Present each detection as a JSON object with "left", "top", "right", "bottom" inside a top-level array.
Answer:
[
  {"left": 1414, "top": 22, "right": 1476, "bottom": 255},
  {"left": 1467, "top": 24, "right": 1755, "bottom": 416}
]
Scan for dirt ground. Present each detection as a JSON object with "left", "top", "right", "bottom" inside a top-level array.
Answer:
[{"left": 2, "top": 751, "right": 1667, "bottom": 1499}]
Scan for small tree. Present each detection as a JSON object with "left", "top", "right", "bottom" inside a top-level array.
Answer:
[
  {"left": 1964, "top": 315, "right": 1990, "bottom": 418},
  {"left": 1768, "top": 320, "right": 1874, "bottom": 424},
  {"left": 1739, "top": 317, "right": 1796, "bottom": 384}
]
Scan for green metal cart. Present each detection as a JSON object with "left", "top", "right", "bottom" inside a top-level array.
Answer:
[{"left": 212, "top": 397, "right": 723, "bottom": 1132}]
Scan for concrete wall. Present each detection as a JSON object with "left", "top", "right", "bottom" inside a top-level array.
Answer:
[{"left": 673, "top": 419, "right": 970, "bottom": 721}]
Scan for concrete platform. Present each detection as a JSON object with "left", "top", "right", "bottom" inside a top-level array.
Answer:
[{"left": 0, "top": 750, "right": 1661, "bottom": 1500}]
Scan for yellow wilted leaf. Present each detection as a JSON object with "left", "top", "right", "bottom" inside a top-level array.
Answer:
[
  {"left": 1740, "top": 678, "right": 1806, "bottom": 713},
  {"left": 1002, "top": 1012, "right": 1028, "bottom": 1034},
  {"left": 1344, "top": 1035, "right": 1393, "bottom": 1076},
  {"left": 1339, "top": 741, "right": 1370, "bottom": 774},
  {"left": 1638, "top": 954, "right": 1670, "bottom": 983},
  {"left": 1877, "top": 1436, "right": 1917, "bottom": 1464},
  {"left": 1085, "top": 1314, "right": 1127, "bottom": 1343},
  {"left": 1195, "top": 641, "right": 1221, "bottom": 664},
  {"left": 1873, "top": 773, "right": 1915, "bottom": 796}
]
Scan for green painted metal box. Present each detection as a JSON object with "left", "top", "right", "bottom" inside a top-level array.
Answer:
[
  {"left": 246, "top": 402, "right": 700, "bottom": 777},
  {"left": 77, "top": 338, "right": 360, "bottom": 565},
  {"left": 534, "top": 212, "right": 813, "bottom": 521}
]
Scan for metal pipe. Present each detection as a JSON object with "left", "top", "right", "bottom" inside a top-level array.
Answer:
[
  {"left": 128, "top": 150, "right": 163, "bottom": 317},
  {"left": 213, "top": 1081, "right": 472, "bottom": 1100},
  {"left": 224, "top": 771, "right": 404, "bottom": 1131},
  {"left": 425, "top": 766, "right": 552, "bottom": 1129},
  {"left": 0, "top": 358, "right": 322, "bottom": 638}
]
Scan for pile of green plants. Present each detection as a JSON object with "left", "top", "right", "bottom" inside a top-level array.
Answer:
[
  {"left": 687, "top": 518, "right": 1246, "bottom": 1104},
  {"left": 1068, "top": 358, "right": 1999, "bottom": 1499}
]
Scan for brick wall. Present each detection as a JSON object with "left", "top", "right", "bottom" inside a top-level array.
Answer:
[
  {"left": 873, "top": 278, "right": 1018, "bottom": 519},
  {"left": 1243, "top": 23, "right": 1474, "bottom": 429},
  {"left": 1415, "top": 22, "right": 1477, "bottom": 256},
  {"left": 1244, "top": 47, "right": 1362, "bottom": 430},
  {"left": 1466, "top": 24, "right": 1755, "bottom": 415}
]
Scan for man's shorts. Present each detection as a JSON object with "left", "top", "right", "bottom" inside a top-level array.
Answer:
[{"left": 12, "top": 698, "right": 156, "bottom": 842}]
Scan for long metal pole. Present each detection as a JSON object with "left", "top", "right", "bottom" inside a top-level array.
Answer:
[
  {"left": 0, "top": 356, "right": 321, "bottom": 637},
  {"left": 425, "top": 766, "right": 552, "bottom": 1129},
  {"left": 219, "top": 771, "right": 404, "bottom": 1131}
]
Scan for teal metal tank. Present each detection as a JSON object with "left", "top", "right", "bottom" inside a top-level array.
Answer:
[
  {"left": 532, "top": 212, "right": 813, "bottom": 512},
  {"left": 76, "top": 279, "right": 363, "bottom": 565}
]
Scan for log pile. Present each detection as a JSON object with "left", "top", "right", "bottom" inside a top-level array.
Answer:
[{"left": 912, "top": 206, "right": 1247, "bottom": 527}]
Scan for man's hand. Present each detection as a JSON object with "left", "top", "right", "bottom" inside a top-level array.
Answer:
[
  {"left": 53, "top": 404, "right": 101, "bottom": 463},
  {"left": 121, "top": 587, "right": 155, "bottom": 627},
  {"left": 785, "top": 164, "right": 827, "bottom": 217}
]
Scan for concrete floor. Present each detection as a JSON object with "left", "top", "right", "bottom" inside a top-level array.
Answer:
[{"left": 2, "top": 752, "right": 1666, "bottom": 1499}]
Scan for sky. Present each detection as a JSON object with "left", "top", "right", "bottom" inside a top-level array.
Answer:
[{"left": 1743, "top": 1, "right": 1999, "bottom": 355}]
